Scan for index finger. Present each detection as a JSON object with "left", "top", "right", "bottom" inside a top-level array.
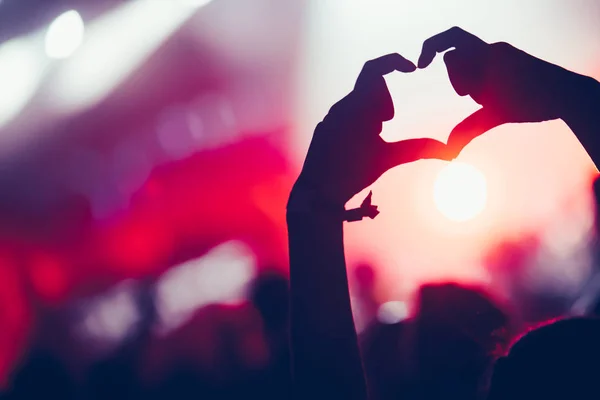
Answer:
[
  {"left": 417, "top": 27, "right": 487, "bottom": 69},
  {"left": 355, "top": 53, "right": 416, "bottom": 90}
]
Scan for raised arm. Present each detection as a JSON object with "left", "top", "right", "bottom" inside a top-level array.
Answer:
[
  {"left": 417, "top": 26, "right": 600, "bottom": 167},
  {"left": 287, "top": 54, "right": 451, "bottom": 400}
]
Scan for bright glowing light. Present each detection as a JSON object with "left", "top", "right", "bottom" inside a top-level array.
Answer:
[
  {"left": 52, "top": 0, "right": 197, "bottom": 113},
  {"left": 433, "top": 162, "right": 487, "bottom": 222},
  {"left": 156, "top": 241, "right": 256, "bottom": 335},
  {"left": 45, "top": 10, "right": 85, "bottom": 59},
  {"left": 0, "top": 37, "right": 47, "bottom": 128},
  {"left": 377, "top": 301, "right": 408, "bottom": 324}
]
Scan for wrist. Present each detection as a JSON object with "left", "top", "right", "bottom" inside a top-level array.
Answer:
[
  {"left": 287, "top": 182, "right": 380, "bottom": 225},
  {"left": 287, "top": 181, "right": 346, "bottom": 220}
]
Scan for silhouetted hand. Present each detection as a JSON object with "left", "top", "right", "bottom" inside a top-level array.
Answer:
[
  {"left": 292, "top": 53, "right": 451, "bottom": 207},
  {"left": 418, "top": 27, "right": 581, "bottom": 154}
]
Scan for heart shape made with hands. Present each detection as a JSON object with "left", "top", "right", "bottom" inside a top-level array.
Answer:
[
  {"left": 300, "top": 25, "right": 571, "bottom": 214},
  {"left": 292, "top": 52, "right": 456, "bottom": 212},
  {"left": 356, "top": 40, "right": 489, "bottom": 163},
  {"left": 292, "top": 36, "right": 516, "bottom": 223},
  {"left": 298, "top": 22, "right": 569, "bottom": 214},
  {"left": 374, "top": 29, "right": 491, "bottom": 157}
]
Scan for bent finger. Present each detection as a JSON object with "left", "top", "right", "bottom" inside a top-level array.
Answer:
[
  {"left": 418, "top": 26, "right": 487, "bottom": 69},
  {"left": 355, "top": 53, "right": 416, "bottom": 89}
]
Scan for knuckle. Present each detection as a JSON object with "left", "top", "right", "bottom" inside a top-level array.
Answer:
[
  {"left": 449, "top": 26, "right": 464, "bottom": 34},
  {"left": 493, "top": 41, "right": 512, "bottom": 52},
  {"left": 363, "top": 59, "right": 375, "bottom": 69}
]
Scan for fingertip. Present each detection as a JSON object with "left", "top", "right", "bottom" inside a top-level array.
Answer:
[
  {"left": 432, "top": 140, "right": 460, "bottom": 162},
  {"left": 396, "top": 64, "right": 417, "bottom": 73},
  {"left": 445, "top": 138, "right": 466, "bottom": 160},
  {"left": 439, "top": 152, "right": 456, "bottom": 162},
  {"left": 420, "top": 143, "right": 451, "bottom": 161},
  {"left": 448, "top": 151, "right": 461, "bottom": 162},
  {"left": 395, "top": 55, "right": 417, "bottom": 72},
  {"left": 417, "top": 54, "right": 432, "bottom": 69},
  {"left": 433, "top": 152, "right": 456, "bottom": 162}
]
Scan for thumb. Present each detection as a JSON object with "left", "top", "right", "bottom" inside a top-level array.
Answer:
[
  {"left": 383, "top": 138, "right": 451, "bottom": 170},
  {"left": 448, "top": 108, "right": 504, "bottom": 156}
]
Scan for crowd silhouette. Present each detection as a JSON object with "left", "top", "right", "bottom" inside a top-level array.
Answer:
[{"left": 1, "top": 27, "right": 600, "bottom": 400}]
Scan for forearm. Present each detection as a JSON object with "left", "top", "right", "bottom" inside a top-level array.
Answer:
[
  {"left": 287, "top": 211, "right": 367, "bottom": 400},
  {"left": 560, "top": 73, "right": 600, "bottom": 168}
]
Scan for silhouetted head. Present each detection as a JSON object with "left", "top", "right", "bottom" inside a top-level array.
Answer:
[
  {"left": 417, "top": 283, "right": 510, "bottom": 355},
  {"left": 361, "top": 320, "right": 413, "bottom": 400},
  {"left": 249, "top": 271, "right": 289, "bottom": 332},
  {"left": 415, "top": 283, "right": 510, "bottom": 400},
  {"left": 488, "top": 317, "right": 600, "bottom": 400}
]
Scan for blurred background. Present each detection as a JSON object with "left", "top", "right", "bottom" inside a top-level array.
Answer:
[{"left": 0, "top": 0, "right": 598, "bottom": 394}]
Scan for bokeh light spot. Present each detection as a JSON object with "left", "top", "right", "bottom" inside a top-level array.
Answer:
[{"left": 377, "top": 301, "right": 408, "bottom": 324}]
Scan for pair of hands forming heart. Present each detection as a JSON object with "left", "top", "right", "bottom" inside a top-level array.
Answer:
[{"left": 290, "top": 27, "right": 584, "bottom": 209}]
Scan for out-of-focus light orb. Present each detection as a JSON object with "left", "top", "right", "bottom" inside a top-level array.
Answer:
[
  {"left": 433, "top": 161, "right": 487, "bottom": 222},
  {"left": 78, "top": 280, "right": 140, "bottom": 344},
  {"left": 45, "top": 10, "right": 85, "bottom": 59},
  {"left": 377, "top": 301, "right": 408, "bottom": 324}
]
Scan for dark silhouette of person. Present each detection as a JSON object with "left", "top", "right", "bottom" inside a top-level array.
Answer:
[
  {"left": 352, "top": 263, "right": 379, "bottom": 326},
  {"left": 287, "top": 26, "right": 600, "bottom": 400},
  {"left": 413, "top": 283, "right": 510, "bottom": 400},
  {"left": 487, "top": 317, "right": 600, "bottom": 400},
  {"left": 361, "top": 282, "right": 510, "bottom": 400},
  {"left": 248, "top": 271, "right": 292, "bottom": 400},
  {"left": 250, "top": 271, "right": 290, "bottom": 336}
]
